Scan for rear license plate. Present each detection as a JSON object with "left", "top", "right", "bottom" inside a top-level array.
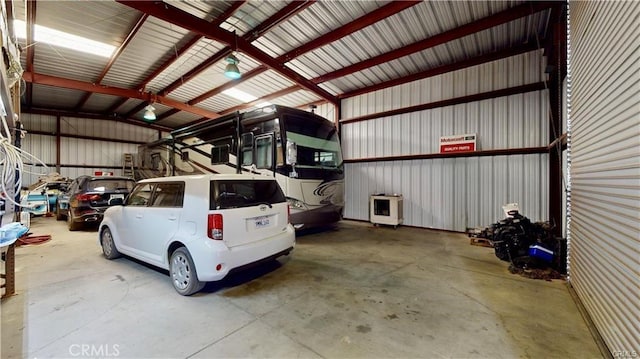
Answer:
[
  {"left": 110, "top": 194, "right": 124, "bottom": 201},
  {"left": 254, "top": 216, "right": 270, "bottom": 229}
]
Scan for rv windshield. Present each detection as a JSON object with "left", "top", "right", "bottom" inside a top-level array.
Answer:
[{"left": 286, "top": 130, "right": 342, "bottom": 170}]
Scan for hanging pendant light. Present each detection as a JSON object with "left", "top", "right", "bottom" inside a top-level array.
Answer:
[
  {"left": 143, "top": 105, "right": 156, "bottom": 121},
  {"left": 224, "top": 54, "right": 241, "bottom": 79}
]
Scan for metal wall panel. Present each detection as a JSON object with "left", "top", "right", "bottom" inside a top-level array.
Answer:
[
  {"left": 60, "top": 117, "right": 158, "bottom": 143},
  {"left": 568, "top": 1, "right": 640, "bottom": 355},
  {"left": 340, "top": 47, "right": 548, "bottom": 232},
  {"left": 341, "top": 51, "right": 544, "bottom": 119},
  {"left": 345, "top": 154, "right": 548, "bottom": 231},
  {"left": 342, "top": 91, "right": 547, "bottom": 159},
  {"left": 20, "top": 134, "right": 56, "bottom": 186},
  {"left": 19, "top": 114, "right": 158, "bottom": 185}
]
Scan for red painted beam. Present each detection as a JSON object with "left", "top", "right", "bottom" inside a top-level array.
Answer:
[
  {"left": 314, "top": 1, "right": 556, "bottom": 84},
  {"left": 155, "top": 65, "right": 269, "bottom": 121},
  {"left": 340, "top": 42, "right": 540, "bottom": 99},
  {"left": 277, "top": 1, "right": 420, "bottom": 63},
  {"left": 24, "top": 107, "right": 172, "bottom": 131},
  {"left": 245, "top": 0, "right": 315, "bottom": 42},
  {"left": 25, "top": 0, "right": 36, "bottom": 107},
  {"left": 76, "top": 14, "right": 148, "bottom": 110},
  {"left": 161, "top": 47, "right": 231, "bottom": 96},
  {"left": 117, "top": 0, "right": 337, "bottom": 104},
  {"left": 106, "top": 1, "right": 246, "bottom": 114},
  {"left": 5, "top": 1, "right": 15, "bottom": 39},
  {"left": 23, "top": 72, "right": 221, "bottom": 120},
  {"left": 152, "top": 1, "right": 313, "bottom": 113}
]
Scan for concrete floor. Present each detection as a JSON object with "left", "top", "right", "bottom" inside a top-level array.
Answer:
[{"left": 1, "top": 216, "right": 601, "bottom": 358}]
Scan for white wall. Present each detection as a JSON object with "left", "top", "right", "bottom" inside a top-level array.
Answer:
[
  {"left": 19, "top": 114, "right": 159, "bottom": 185},
  {"left": 340, "top": 51, "right": 550, "bottom": 231},
  {"left": 568, "top": 1, "right": 640, "bottom": 354}
]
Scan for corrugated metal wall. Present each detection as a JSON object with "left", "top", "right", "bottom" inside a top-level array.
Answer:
[
  {"left": 19, "top": 114, "right": 158, "bottom": 186},
  {"left": 568, "top": 1, "right": 640, "bottom": 355},
  {"left": 341, "top": 51, "right": 550, "bottom": 231}
]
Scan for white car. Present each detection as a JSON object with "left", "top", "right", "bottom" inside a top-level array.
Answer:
[{"left": 98, "top": 174, "right": 295, "bottom": 295}]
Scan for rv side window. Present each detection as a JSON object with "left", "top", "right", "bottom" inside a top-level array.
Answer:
[
  {"left": 255, "top": 135, "right": 273, "bottom": 169},
  {"left": 241, "top": 133, "right": 254, "bottom": 166}
]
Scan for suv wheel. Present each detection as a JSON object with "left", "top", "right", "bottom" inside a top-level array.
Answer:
[
  {"left": 56, "top": 203, "right": 64, "bottom": 221},
  {"left": 68, "top": 209, "right": 82, "bottom": 231},
  {"left": 170, "top": 247, "right": 204, "bottom": 296}
]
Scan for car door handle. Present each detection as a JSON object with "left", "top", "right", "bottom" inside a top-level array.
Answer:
[
  {"left": 168, "top": 216, "right": 177, "bottom": 221},
  {"left": 135, "top": 214, "right": 143, "bottom": 219}
]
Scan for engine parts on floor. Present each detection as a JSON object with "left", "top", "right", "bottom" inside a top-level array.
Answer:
[{"left": 471, "top": 205, "right": 567, "bottom": 278}]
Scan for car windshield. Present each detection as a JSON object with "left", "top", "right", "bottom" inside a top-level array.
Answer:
[
  {"left": 88, "top": 179, "right": 135, "bottom": 192},
  {"left": 210, "top": 180, "right": 286, "bottom": 210}
]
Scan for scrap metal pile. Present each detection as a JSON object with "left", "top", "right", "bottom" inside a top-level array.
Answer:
[{"left": 471, "top": 204, "right": 566, "bottom": 279}]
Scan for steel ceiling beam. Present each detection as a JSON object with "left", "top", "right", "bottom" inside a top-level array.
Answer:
[
  {"left": 117, "top": 0, "right": 337, "bottom": 104},
  {"left": 313, "top": 1, "right": 556, "bottom": 84},
  {"left": 186, "top": 85, "right": 302, "bottom": 126},
  {"left": 134, "top": 0, "right": 409, "bottom": 121},
  {"left": 340, "top": 42, "right": 541, "bottom": 99},
  {"left": 150, "top": 1, "right": 315, "bottom": 119},
  {"left": 25, "top": 0, "right": 36, "bottom": 108},
  {"left": 106, "top": 1, "right": 246, "bottom": 114},
  {"left": 23, "top": 72, "right": 222, "bottom": 120},
  {"left": 23, "top": 108, "right": 172, "bottom": 132},
  {"left": 276, "top": 1, "right": 420, "bottom": 63},
  {"left": 155, "top": 65, "right": 268, "bottom": 121},
  {"left": 75, "top": 14, "right": 148, "bottom": 110},
  {"left": 245, "top": 0, "right": 316, "bottom": 42}
]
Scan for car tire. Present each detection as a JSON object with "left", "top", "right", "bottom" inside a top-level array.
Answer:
[
  {"left": 100, "top": 227, "right": 121, "bottom": 259},
  {"left": 170, "top": 247, "right": 205, "bottom": 296},
  {"left": 56, "top": 203, "right": 64, "bottom": 221},
  {"left": 67, "top": 209, "right": 82, "bottom": 231}
]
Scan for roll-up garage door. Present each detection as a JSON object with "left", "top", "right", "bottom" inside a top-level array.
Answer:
[{"left": 568, "top": 1, "right": 639, "bottom": 355}]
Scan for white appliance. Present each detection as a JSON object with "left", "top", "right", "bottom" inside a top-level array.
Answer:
[{"left": 370, "top": 194, "right": 403, "bottom": 228}]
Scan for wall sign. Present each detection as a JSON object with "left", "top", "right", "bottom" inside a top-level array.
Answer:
[{"left": 439, "top": 134, "right": 476, "bottom": 153}]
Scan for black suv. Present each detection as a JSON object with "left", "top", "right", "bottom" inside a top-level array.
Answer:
[{"left": 57, "top": 175, "right": 135, "bottom": 231}]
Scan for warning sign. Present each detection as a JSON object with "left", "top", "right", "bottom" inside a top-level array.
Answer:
[{"left": 440, "top": 134, "right": 477, "bottom": 153}]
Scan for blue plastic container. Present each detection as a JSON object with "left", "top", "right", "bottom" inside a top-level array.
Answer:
[{"left": 529, "top": 245, "right": 554, "bottom": 262}]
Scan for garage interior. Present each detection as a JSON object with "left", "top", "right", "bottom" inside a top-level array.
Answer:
[{"left": 0, "top": 1, "right": 638, "bottom": 358}]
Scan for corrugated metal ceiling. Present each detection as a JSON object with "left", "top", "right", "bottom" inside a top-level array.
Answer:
[{"left": 13, "top": 0, "right": 554, "bottom": 129}]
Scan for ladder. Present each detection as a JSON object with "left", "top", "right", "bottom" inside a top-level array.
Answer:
[{"left": 122, "top": 153, "right": 135, "bottom": 179}]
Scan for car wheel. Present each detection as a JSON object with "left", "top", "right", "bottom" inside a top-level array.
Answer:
[
  {"left": 67, "top": 209, "right": 82, "bottom": 231},
  {"left": 100, "top": 227, "right": 121, "bottom": 259},
  {"left": 56, "top": 203, "right": 64, "bottom": 221},
  {"left": 170, "top": 247, "right": 205, "bottom": 296}
]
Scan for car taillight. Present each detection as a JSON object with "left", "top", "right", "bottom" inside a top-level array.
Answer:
[
  {"left": 76, "top": 194, "right": 101, "bottom": 202},
  {"left": 207, "top": 214, "right": 223, "bottom": 240},
  {"left": 287, "top": 204, "right": 291, "bottom": 224}
]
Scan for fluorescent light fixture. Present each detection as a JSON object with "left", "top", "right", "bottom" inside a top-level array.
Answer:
[
  {"left": 222, "top": 88, "right": 273, "bottom": 110},
  {"left": 14, "top": 19, "right": 115, "bottom": 58},
  {"left": 143, "top": 105, "right": 156, "bottom": 121},
  {"left": 222, "top": 88, "right": 257, "bottom": 103}
]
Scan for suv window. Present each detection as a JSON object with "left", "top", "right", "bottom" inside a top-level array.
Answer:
[
  {"left": 210, "top": 180, "right": 286, "bottom": 210},
  {"left": 150, "top": 182, "right": 185, "bottom": 207},
  {"left": 88, "top": 179, "right": 135, "bottom": 192}
]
